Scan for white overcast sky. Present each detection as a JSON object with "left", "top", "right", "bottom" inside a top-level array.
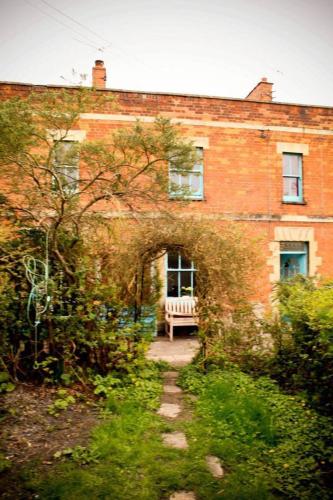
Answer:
[{"left": 0, "top": 0, "right": 332, "bottom": 106}]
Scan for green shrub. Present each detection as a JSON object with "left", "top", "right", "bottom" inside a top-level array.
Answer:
[
  {"left": 269, "top": 277, "right": 333, "bottom": 413},
  {"left": 47, "top": 389, "right": 76, "bottom": 416}
]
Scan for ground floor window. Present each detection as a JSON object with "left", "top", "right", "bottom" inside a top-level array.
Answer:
[
  {"left": 280, "top": 241, "right": 308, "bottom": 279},
  {"left": 166, "top": 251, "right": 196, "bottom": 297}
]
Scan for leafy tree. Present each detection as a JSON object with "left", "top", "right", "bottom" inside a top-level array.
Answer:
[
  {"left": 0, "top": 88, "right": 195, "bottom": 280},
  {"left": 0, "top": 88, "right": 196, "bottom": 381}
]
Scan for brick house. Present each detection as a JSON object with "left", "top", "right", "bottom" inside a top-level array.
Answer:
[{"left": 1, "top": 60, "right": 333, "bottom": 312}]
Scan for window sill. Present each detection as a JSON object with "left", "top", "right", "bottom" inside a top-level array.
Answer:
[
  {"left": 282, "top": 200, "right": 307, "bottom": 206},
  {"left": 169, "top": 196, "right": 205, "bottom": 202}
]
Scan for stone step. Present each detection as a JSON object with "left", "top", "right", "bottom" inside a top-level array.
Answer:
[
  {"left": 162, "top": 371, "right": 179, "bottom": 383},
  {"left": 157, "top": 403, "right": 181, "bottom": 418},
  {"left": 205, "top": 455, "right": 224, "bottom": 478},
  {"left": 162, "top": 431, "right": 188, "bottom": 449},
  {"left": 163, "top": 384, "right": 182, "bottom": 394},
  {"left": 169, "top": 492, "right": 196, "bottom": 500}
]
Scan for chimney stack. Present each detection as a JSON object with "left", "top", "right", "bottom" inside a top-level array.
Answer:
[
  {"left": 92, "top": 60, "right": 106, "bottom": 89},
  {"left": 246, "top": 77, "right": 273, "bottom": 102}
]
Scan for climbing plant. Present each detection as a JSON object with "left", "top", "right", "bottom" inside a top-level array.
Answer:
[{"left": 106, "top": 216, "right": 263, "bottom": 364}]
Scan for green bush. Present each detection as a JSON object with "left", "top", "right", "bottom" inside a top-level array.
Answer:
[{"left": 269, "top": 277, "right": 333, "bottom": 413}]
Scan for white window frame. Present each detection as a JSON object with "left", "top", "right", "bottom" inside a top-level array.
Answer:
[
  {"left": 53, "top": 140, "right": 80, "bottom": 194},
  {"left": 166, "top": 251, "right": 196, "bottom": 297},
  {"left": 169, "top": 147, "right": 204, "bottom": 200}
]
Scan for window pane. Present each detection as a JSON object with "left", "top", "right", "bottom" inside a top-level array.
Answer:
[
  {"left": 55, "top": 166, "right": 79, "bottom": 192},
  {"left": 167, "top": 251, "right": 196, "bottom": 297},
  {"left": 281, "top": 256, "right": 300, "bottom": 279},
  {"left": 190, "top": 173, "right": 200, "bottom": 193},
  {"left": 64, "top": 166, "right": 79, "bottom": 181},
  {"left": 196, "top": 147, "right": 203, "bottom": 160},
  {"left": 169, "top": 148, "right": 203, "bottom": 200},
  {"left": 180, "top": 271, "right": 192, "bottom": 294},
  {"left": 168, "top": 252, "right": 179, "bottom": 269},
  {"left": 180, "top": 173, "right": 190, "bottom": 188},
  {"left": 180, "top": 254, "right": 192, "bottom": 269},
  {"left": 280, "top": 244, "right": 308, "bottom": 280},
  {"left": 283, "top": 154, "right": 300, "bottom": 176},
  {"left": 280, "top": 255, "right": 308, "bottom": 279},
  {"left": 283, "top": 177, "right": 298, "bottom": 197},
  {"left": 167, "top": 271, "right": 179, "bottom": 296},
  {"left": 170, "top": 171, "right": 180, "bottom": 186},
  {"left": 55, "top": 142, "right": 78, "bottom": 165}
]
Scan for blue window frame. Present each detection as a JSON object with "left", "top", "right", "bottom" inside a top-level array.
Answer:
[
  {"left": 280, "top": 241, "right": 308, "bottom": 280},
  {"left": 166, "top": 251, "right": 196, "bottom": 297},
  {"left": 283, "top": 153, "right": 303, "bottom": 202},
  {"left": 169, "top": 147, "right": 203, "bottom": 200}
]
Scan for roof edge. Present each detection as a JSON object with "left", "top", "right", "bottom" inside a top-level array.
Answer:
[{"left": 1, "top": 80, "right": 333, "bottom": 110}]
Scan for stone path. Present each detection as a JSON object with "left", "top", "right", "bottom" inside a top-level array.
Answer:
[
  {"left": 146, "top": 337, "right": 200, "bottom": 367},
  {"left": 149, "top": 337, "right": 224, "bottom": 500}
]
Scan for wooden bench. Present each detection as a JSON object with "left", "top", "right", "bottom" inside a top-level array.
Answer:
[{"left": 165, "top": 297, "right": 198, "bottom": 341}]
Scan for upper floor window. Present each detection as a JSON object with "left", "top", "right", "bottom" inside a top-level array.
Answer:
[
  {"left": 283, "top": 153, "right": 303, "bottom": 203},
  {"left": 169, "top": 147, "right": 203, "bottom": 200},
  {"left": 280, "top": 241, "right": 308, "bottom": 280},
  {"left": 53, "top": 141, "right": 79, "bottom": 194}
]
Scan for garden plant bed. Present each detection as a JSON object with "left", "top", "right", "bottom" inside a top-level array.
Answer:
[{"left": 0, "top": 384, "right": 101, "bottom": 499}]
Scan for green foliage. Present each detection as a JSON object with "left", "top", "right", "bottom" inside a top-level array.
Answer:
[
  {"left": 0, "top": 372, "right": 15, "bottom": 393},
  {"left": 0, "top": 452, "right": 11, "bottom": 473},
  {"left": 268, "top": 277, "right": 333, "bottom": 413},
  {"left": 35, "top": 376, "right": 218, "bottom": 500},
  {"left": 180, "top": 365, "right": 333, "bottom": 499},
  {"left": 29, "top": 363, "right": 333, "bottom": 499},
  {"left": 92, "top": 359, "right": 163, "bottom": 410},
  {"left": 47, "top": 389, "right": 76, "bottom": 416},
  {"left": 53, "top": 446, "right": 100, "bottom": 465}
]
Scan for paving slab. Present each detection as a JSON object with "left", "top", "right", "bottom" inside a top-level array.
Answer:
[
  {"left": 163, "top": 384, "right": 182, "bottom": 394},
  {"left": 206, "top": 455, "right": 224, "bottom": 478},
  {"left": 163, "top": 371, "right": 179, "bottom": 379},
  {"left": 157, "top": 403, "right": 181, "bottom": 418},
  {"left": 162, "top": 431, "right": 188, "bottom": 449},
  {"left": 169, "top": 492, "right": 196, "bottom": 500},
  {"left": 147, "top": 338, "right": 200, "bottom": 367}
]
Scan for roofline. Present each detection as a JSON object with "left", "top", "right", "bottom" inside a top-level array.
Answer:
[{"left": 1, "top": 80, "right": 333, "bottom": 110}]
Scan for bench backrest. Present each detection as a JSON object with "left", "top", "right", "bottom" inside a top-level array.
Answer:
[{"left": 165, "top": 297, "right": 197, "bottom": 316}]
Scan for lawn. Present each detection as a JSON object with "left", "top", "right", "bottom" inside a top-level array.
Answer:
[{"left": 15, "top": 363, "right": 332, "bottom": 500}]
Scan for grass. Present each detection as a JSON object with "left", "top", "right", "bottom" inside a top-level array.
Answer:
[
  {"left": 34, "top": 396, "right": 218, "bottom": 500},
  {"left": 180, "top": 364, "right": 333, "bottom": 499},
  {"left": 21, "top": 362, "right": 333, "bottom": 499}
]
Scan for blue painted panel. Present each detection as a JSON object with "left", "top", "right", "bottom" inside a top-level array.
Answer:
[
  {"left": 280, "top": 253, "right": 307, "bottom": 279},
  {"left": 118, "top": 305, "right": 157, "bottom": 336}
]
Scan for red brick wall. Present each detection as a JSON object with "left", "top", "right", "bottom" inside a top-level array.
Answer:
[{"left": 1, "top": 82, "right": 333, "bottom": 304}]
